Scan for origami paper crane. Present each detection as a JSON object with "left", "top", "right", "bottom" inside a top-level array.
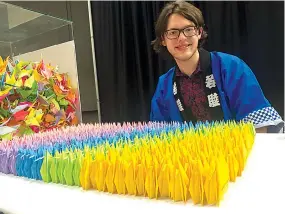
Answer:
[{"left": 0, "top": 56, "right": 79, "bottom": 140}]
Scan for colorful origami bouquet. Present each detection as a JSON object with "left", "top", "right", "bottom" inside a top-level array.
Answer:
[
  {"left": 0, "top": 120, "right": 256, "bottom": 206},
  {"left": 0, "top": 56, "right": 79, "bottom": 140}
]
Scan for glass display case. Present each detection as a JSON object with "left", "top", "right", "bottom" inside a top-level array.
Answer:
[{"left": 0, "top": 2, "right": 82, "bottom": 139}]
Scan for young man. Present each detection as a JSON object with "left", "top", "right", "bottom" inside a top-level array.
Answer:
[{"left": 150, "top": 1, "right": 284, "bottom": 133}]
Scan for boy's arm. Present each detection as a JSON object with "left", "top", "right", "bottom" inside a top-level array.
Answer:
[
  {"left": 150, "top": 77, "right": 167, "bottom": 122},
  {"left": 222, "top": 56, "right": 284, "bottom": 133}
]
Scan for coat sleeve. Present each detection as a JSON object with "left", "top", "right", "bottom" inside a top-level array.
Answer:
[
  {"left": 222, "top": 55, "right": 284, "bottom": 133},
  {"left": 149, "top": 77, "right": 169, "bottom": 122}
]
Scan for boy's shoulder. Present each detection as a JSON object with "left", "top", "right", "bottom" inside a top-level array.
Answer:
[
  {"left": 158, "top": 66, "right": 176, "bottom": 82},
  {"left": 211, "top": 51, "right": 243, "bottom": 64},
  {"left": 157, "top": 50, "right": 244, "bottom": 83}
]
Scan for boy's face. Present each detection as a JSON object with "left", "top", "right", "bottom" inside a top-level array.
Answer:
[{"left": 162, "top": 14, "right": 201, "bottom": 62}]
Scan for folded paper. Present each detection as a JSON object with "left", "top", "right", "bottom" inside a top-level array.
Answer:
[
  {"left": 0, "top": 121, "right": 255, "bottom": 206},
  {"left": 0, "top": 55, "right": 79, "bottom": 139}
]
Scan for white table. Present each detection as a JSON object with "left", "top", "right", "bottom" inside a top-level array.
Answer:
[{"left": 1, "top": 134, "right": 285, "bottom": 214}]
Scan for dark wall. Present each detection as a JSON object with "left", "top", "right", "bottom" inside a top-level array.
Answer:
[{"left": 3, "top": 1, "right": 98, "bottom": 112}]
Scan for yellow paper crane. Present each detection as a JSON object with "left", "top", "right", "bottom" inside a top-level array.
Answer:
[
  {"left": 25, "top": 108, "right": 44, "bottom": 126},
  {"left": 0, "top": 56, "right": 9, "bottom": 75}
]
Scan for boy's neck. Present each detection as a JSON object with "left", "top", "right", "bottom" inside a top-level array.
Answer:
[{"left": 175, "top": 49, "right": 199, "bottom": 76}]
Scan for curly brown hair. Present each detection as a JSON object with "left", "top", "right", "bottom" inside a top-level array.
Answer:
[{"left": 152, "top": 1, "right": 208, "bottom": 55}]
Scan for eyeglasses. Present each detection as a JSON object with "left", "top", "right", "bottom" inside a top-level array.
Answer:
[{"left": 165, "top": 26, "right": 198, "bottom": 39}]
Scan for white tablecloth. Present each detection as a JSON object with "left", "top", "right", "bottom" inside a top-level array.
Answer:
[{"left": 0, "top": 134, "right": 284, "bottom": 214}]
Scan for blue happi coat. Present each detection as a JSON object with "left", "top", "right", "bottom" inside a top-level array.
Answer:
[{"left": 150, "top": 51, "right": 284, "bottom": 133}]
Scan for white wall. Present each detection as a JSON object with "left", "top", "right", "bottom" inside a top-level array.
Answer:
[{"left": 17, "top": 41, "right": 82, "bottom": 123}]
